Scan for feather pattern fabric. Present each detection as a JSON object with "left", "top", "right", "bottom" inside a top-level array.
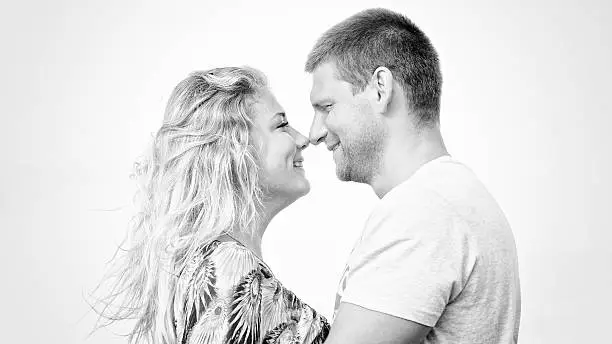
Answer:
[{"left": 173, "top": 240, "right": 330, "bottom": 344}]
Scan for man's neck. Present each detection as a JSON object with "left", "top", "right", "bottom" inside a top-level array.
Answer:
[{"left": 370, "top": 127, "right": 448, "bottom": 198}]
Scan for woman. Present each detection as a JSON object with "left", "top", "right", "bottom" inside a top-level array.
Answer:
[{"left": 93, "top": 67, "right": 329, "bottom": 344}]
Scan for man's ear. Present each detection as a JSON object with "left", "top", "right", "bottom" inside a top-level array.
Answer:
[{"left": 369, "top": 66, "right": 394, "bottom": 114}]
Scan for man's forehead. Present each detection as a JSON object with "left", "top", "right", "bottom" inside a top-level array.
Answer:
[
  {"left": 309, "top": 80, "right": 325, "bottom": 104},
  {"left": 310, "top": 62, "right": 341, "bottom": 103},
  {"left": 313, "top": 62, "right": 338, "bottom": 84}
]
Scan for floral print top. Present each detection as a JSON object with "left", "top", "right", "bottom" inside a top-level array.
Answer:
[{"left": 172, "top": 238, "right": 330, "bottom": 344}]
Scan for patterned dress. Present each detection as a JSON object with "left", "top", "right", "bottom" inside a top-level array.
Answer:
[{"left": 172, "top": 238, "right": 330, "bottom": 344}]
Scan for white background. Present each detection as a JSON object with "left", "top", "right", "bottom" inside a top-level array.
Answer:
[{"left": 1, "top": 0, "right": 610, "bottom": 343}]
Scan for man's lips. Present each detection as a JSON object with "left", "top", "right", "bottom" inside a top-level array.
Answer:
[{"left": 327, "top": 142, "right": 340, "bottom": 151}]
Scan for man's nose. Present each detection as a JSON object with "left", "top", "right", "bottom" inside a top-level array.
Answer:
[{"left": 309, "top": 113, "right": 328, "bottom": 145}]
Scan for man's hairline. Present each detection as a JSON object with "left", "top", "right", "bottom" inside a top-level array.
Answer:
[
  {"left": 308, "top": 57, "right": 439, "bottom": 127},
  {"left": 308, "top": 57, "right": 373, "bottom": 98}
]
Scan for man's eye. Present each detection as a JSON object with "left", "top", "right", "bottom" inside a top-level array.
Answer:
[{"left": 325, "top": 104, "right": 333, "bottom": 112}]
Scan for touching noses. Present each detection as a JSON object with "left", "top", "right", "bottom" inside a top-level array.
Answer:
[
  {"left": 293, "top": 129, "right": 309, "bottom": 150},
  {"left": 309, "top": 112, "right": 328, "bottom": 145}
]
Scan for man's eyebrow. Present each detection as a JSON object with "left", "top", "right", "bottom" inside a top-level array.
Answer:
[{"left": 311, "top": 98, "right": 333, "bottom": 110}]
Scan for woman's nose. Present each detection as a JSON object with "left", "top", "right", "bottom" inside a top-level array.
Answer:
[{"left": 294, "top": 129, "right": 309, "bottom": 150}]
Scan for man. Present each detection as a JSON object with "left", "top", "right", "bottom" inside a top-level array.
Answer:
[{"left": 305, "top": 8, "right": 521, "bottom": 344}]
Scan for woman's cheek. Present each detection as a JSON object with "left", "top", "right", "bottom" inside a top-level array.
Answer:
[{"left": 277, "top": 132, "right": 296, "bottom": 157}]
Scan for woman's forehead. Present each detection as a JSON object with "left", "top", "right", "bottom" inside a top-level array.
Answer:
[{"left": 253, "top": 88, "right": 285, "bottom": 121}]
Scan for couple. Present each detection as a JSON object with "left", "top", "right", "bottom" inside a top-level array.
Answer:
[{"left": 96, "top": 8, "right": 521, "bottom": 344}]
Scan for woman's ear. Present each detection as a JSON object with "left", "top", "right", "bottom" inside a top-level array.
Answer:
[{"left": 369, "top": 66, "right": 394, "bottom": 114}]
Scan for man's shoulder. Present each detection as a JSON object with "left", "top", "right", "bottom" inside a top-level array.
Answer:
[
  {"left": 382, "top": 156, "right": 477, "bottom": 199},
  {"left": 412, "top": 157, "right": 484, "bottom": 198},
  {"left": 365, "top": 156, "right": 508, "bottom": 242},
  {"left": 386, "top": 157, "right": 499, "bottom": 215}
]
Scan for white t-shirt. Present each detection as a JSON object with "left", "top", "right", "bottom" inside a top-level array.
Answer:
[{"left": 334, "top": 156, "right": 521, "bottom": 344}]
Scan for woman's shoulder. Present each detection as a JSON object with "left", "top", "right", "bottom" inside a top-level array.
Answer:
[
  {"left": 173, "top": 239, "right": 266, "bottom": 342},
  {"left": 173, "top": 238, "right": 330, "bottom": 344},
  {"left": 208, "top": 239, "right": 271, "bottom": 287},
  {"left": 176, "top": 237, "right": 272, "bottom": 296}
]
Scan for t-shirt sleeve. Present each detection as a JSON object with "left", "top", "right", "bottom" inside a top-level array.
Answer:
[{"left": 341, "top": 191, "right": 477, "bottom": 327}]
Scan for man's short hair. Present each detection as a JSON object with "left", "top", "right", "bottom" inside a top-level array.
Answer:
[{"left": 305, "top": 8, "right": 442, "bottom": 127}]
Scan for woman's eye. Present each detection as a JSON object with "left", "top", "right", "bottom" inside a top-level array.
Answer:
[{"left": 277, "top": 122, "right": 289, "bottom": 129}]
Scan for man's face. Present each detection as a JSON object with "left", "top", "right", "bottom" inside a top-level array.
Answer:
[{"left": 308, "top": 62, "right": 386, "bottom": 183}]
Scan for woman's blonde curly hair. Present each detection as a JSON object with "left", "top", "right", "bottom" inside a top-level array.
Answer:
[{"left": 92, "top": 66, "right": 268, "bottom": 343}]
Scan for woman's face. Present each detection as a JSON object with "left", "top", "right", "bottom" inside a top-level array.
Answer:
[{"left": 251, "top": 88, "right": 310, "bottom": 204}]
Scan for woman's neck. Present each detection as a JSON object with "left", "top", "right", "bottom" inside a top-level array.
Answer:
[
  {"left": 226, "top": 212, "right": 272, "bottom": 260},
  {"left": 226, "top": 195, "right": 288, "bottom": 260}
]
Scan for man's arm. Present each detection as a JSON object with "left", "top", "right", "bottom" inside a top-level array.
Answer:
[{"left": 324, "top": 302, "right": 431, "bottom": 344}]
